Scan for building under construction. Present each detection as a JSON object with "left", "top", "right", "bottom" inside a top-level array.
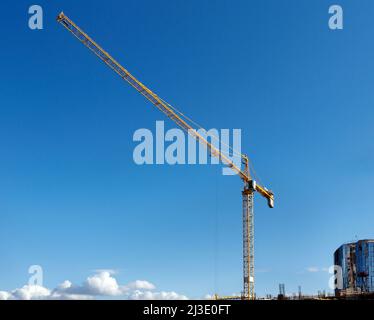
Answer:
[{"left": 334, "top": 239, "right": 374, "bottom": 296}]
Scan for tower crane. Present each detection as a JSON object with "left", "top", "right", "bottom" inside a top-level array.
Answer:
[{"left": 56, "top": 12, "right": 274, "bottom": 300}]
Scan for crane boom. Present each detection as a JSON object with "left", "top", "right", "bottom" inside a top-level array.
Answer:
[{"left": 56, "top": 12, "right": 274, "bottom": 299}]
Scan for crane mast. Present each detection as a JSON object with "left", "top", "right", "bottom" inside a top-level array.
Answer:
[{"left": 56, "top": 12, "right": 274, "bottom": 300}]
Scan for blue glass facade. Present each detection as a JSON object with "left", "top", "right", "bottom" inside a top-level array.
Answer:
[
  {"left": 334, "top": 242, "right": 356, "bottom": 294},
  {"left": 334, "top": 239, "right": 374, "bottom": 295},
  {"left": 355, "top": 240, "right": 374, "bottom": 292}
]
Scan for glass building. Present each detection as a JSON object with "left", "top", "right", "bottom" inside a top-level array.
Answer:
[
  {"left": 334, "top": 239, "right": 374, "bottom": 295},
  {"left": 355, "top": 240, "right": 374, "bottom": 292}
]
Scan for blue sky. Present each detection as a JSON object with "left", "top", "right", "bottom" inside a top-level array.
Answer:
[{"left": 0, "top": 0, "right": 373, "bottom": 298}]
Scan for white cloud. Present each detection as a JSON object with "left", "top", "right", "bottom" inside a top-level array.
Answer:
[
  {"left": 306, "top": 266, "right": 330, "bottom": 273},
  {"left": 57, "top": 280, "right": 72, "bottom": 290},
  {"left": 128, "top": 290, "right": 188, "bottom": 300},
  {"left": 84, "top": 271, "right": 122, "bottom": 296},
  {"left": 50, "top": 289, "right": 95, "bottom": 301},
  {"left": 0, "top": 271, "right": 187, "bottom": 300},
  {"left": 123, "top": 280, "right": 156, "bottom": 291},
  {"left": 0, "top": 285, "right": 50, "bottom": 300},
  {"left": 0, "top": 291, "right": 12, "bottom": 300}
]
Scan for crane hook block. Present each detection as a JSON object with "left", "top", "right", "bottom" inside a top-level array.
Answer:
[{"left": 268, "top": 197, "right": 274, "bottom": 208}]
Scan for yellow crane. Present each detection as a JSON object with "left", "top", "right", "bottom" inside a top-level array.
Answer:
[{"left": 56, "top": 12, "right": 274, "bottom": 300}]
